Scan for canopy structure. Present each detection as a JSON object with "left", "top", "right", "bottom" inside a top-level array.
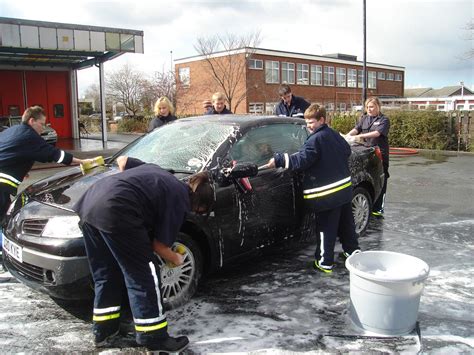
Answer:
[{"left": 0, "top": 17, "right": 144, "bottom": 145}]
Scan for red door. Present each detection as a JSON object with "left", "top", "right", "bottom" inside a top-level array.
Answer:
[
  {"left": 25, "top": 71, "right": 49, "bottom": 115},
  {"left": 46, "top": 71, "right": 71, "bottom": 138},
  {"left": 0, "top": 70, "right": 24, "bottom": 117}
]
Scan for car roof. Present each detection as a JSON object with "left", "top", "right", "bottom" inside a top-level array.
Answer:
[{"left": 176, "top": 115, "right": 305, "bottom": 131}]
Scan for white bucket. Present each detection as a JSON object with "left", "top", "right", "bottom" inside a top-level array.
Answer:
[{"left": 345, "top": 251, "right": 430, "bottom": 336}]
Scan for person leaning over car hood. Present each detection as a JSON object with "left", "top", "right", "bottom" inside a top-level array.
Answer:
[
  {"left": 72, "top": 156, "right": 214, "bottom": 352},
  {"left": 0, "top": 106, "right": 86, "bottom": 227}
]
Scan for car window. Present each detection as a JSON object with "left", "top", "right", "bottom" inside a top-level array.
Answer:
[
  {"left": 230, "top": 124, "right": 308, "bottom": 166},
  {"left": 119, "top": 120, "right": 236, "bottom": 172}
]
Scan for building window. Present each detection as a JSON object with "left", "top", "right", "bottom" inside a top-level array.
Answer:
[
  {"left": 419, "top": 105, "right": 426, "bottom": 110},
  {"left": 469, "top": 104, "right": 474, "bottom": 110},
  {"left": 436, "top": 105, "right": 445, "bottom": 111},
  {"left": 395, "top": 73, "right": 403, "bottom": 81},
  {"left": 336, "top": 102, "right": 347, "bottom": 111},
  {"left": 248, "top": 59, "right": 263, "bottom": 70},
  {"left": 297, "top": 63, "right": 309, "bottom": 85},
  {"left": 357, "top": 69, "right": 364, "bottom": 88},
  {"left": 324, "top": 66, "right": 335, "bottom": 86},
  {"left": 456, "top": 104, "right": 465, "bottom": 110},
  {"left": 265, "top": 102, "right": 278, "bottom": 115},
  {"left": 336, "top": 67, "right": 346, "bottom": 87},
  {"left": 53, "top": 104, "right": 64, "bottom": 118},
  {"left": 348, "top": 69, "right": 357, "bottom": 88},
  {"left": 265, "top": 60, "right": 280, "bottom": 84},
  {"left": 311, "top": 65, "right": 322, "bottom": 86},
  {"left": 178, "top": 67, "right": 190, "bottom": 86},
  {"left": 249, "top": 103, "right": 264, "bottom": 114},
  {"left": 368, "top": 71, "right": 377, "bottom": 89},
  {"left": 325, "top": 102, "right": 335, "bottom": 111},
  {"left": 281, "top": 62, "right": 295, "bottom": 84},
  {"left": 378, "top": 72, "right": 385, "bottom": 80},
  {"left": 387, "top": 72, "right": 394, "bottom": 81}
]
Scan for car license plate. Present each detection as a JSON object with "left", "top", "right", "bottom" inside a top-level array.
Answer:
[{"left": 2, "top": 233, "right": 23, "bottom": 263}]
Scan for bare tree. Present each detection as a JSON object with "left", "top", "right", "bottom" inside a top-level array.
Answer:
[
  {"left": 194, "top": 31, "right": 261, "bottom": 112},
  {"left": 106, "top": 63, "right": 148, "bottom": 116},
  {"left": 143, "top": 68, "right": 177, "bottom": 112}
]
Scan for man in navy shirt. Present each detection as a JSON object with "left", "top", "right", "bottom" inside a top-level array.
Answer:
[
  {"left": 73, "top": 156, "right": 214, "bottom": 352},
  {"left": 274, "top": 84, "right": 310, "bottom": 118}
]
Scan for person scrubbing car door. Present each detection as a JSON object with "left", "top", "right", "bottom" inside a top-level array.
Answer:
[
  {"left": 73, "top": 156, "right": 214, "bottom": 352},
  {"left": 0, "top": 106, "right": 86, "bottom": 248},
  {"left": 266, "top": 104, "right": 360, "bottom": 274}
]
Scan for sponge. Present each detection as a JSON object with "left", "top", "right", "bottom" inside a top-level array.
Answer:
[{"left": 80, "top": 156, "right": 105, "bottom": 174}]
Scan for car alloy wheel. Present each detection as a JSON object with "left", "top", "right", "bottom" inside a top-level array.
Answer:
[{"left": 352, "top": 187, "right": 372, "bottom": 235}]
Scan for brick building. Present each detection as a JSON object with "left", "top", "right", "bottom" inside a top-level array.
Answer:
[{"left": 175, "top": 47, "right": 405, "bottom": 115}]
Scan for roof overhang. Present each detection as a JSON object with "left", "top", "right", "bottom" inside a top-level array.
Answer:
[{"left": 0, "top": 17, "right": 144, "bottom": 70}]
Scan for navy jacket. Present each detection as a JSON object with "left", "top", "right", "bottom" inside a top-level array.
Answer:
[
  {"left": 274, "top": 124, "right": 352, "bottom": 212},
  {"left": 148, "top": 114, "right": 177, "bottom": 132},
  {"left": 0, "top": 124, "right": 73, "bottom": 194},
  {"left": 275, "top": 95, "right": 310, "bottom": 118},
  {"left": 73, "top": 158, "right": 190, "bottom": 247},
  {"left": 354, "top": 113, "right": 390, "bottom": 168},
  {"left": 205, "top": 106, "right": 233, "bottom": 115}
]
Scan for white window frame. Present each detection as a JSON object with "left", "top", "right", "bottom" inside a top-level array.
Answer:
[
  {"left": 348, "top": 69, "right": 357, "bottom": 88},
  {"left": 324, "top": 66, "right": 335, "bottom": 86},
  {"left": 456, "top": 104, "right": 465, "bottom": 110},
  {"left": 311, "top": 65, "right": 322, "bottom": 86},
  {"left": 265, "top": 102, "right": 278, "bottom": 115},
  {"left": 297, "top": 63, "right": 309, "bottom": 85},
  {"left": 378, "top": 72, "right": 385, "bottom": 80},
  {"left": 281, "top": 62, "right": 295, "bottom": 84},
  {"left": 265, "top": 60, "right": 280, "bottom": 84},
  {"left": 336, "top": 67, "right": 346, "bottom": 87},
  {"left": 368, "top": 71, "right": 377, "bottom": 89},
  {"left": 178, "top": 67, "right": 190, "bottom": 86},
  {"left": 357, "top": 69, "right": 364, "bottom": 88},
  {"left": 249, "top": 102, "right": 264, "bottom": 114},
  {"left": 395, "top": 73, "right": 402, "bottom": 81},
  {"left": 325, "top": 102, "right": 335, "bottom": 111},
  {"left": 337, "top": 102, "right": 347, "bottom": 111},
  {"left": 387, "top": 73, "right": 394, "bottom": 81},
  {"left": 436, "top": 104, "right": 445, "bottom": 111},
  {"left": 249, "top": 59, "right": 263, "bottom": 70}
]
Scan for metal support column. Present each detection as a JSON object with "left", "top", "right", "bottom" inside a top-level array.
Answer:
[{"left": 99, "top": 61, "right": 108, "bottom": 147}]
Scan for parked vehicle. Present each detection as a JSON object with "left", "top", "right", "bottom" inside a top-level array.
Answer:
[
  {"left": 113, "top": 112, "right": 130, "bottom": 121},
  {"left": 2, "top": 115, "right": 383, "bottom": 308},
  {"left": 0, "top": 116, "right": 58, "bottom": 145}
]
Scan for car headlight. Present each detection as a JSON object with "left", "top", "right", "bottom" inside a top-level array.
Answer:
[{"left": 42, "top": 216, "right": 82, "bottom": 239}]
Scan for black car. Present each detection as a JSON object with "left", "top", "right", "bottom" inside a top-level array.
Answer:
[{"left": 2, "top": 115, "right": 383, "bottom": 308}]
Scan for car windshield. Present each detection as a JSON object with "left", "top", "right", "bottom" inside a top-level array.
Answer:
[{"left": 118, "top": 120, "right": 236, "bottom": 173}]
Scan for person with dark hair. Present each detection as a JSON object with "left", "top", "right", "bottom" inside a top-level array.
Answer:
[
  {"left": 274, "top": 84, "right": 310, "bottom": 118},
  {"left": 267, "top": 104, "right": 360, "bottom": 274},
  {"left": 346, "top": 97, "right": 390, "bottom": 218},
  {"left": 73, "top": 156, "right": 214, "bottom": 352},
  {"left": 0, "top": 106, "right": 85, "bottom": 230},
  {"left": 148, "top": 96, "right": 177, "bottom": 132}
]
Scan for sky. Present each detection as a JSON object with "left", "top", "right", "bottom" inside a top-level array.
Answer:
[{"left": 1, "top": 0, "right": 473, "bottom": 95}]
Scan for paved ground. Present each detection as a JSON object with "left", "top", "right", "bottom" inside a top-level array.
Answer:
[{"left": 1, "top": 150, "right": 473, "bottom": 353}]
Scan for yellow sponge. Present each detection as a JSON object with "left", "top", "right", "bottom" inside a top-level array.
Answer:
[{"left": 80, "top": 156, "right": 105, "bottom": 174}]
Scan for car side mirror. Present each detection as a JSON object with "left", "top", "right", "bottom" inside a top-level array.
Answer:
[{"left": 228, "top": 163, "right": 258, "bottom": 178}]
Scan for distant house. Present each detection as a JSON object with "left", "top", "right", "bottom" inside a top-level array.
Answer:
[{"left": 381, "top": 85, "right": 474, "bottom": 111}]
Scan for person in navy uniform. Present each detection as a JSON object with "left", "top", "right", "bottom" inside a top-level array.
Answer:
[
  {"left": 148, "top": 96, "right": 177, "bottom": 132},
  {"left": 267, "top": 104, "right": 360, "bottom": 273},
  {"left": 204, "top": 92, "right": 233, "bottom": 115},
  {"left": 347, "top": 97, "right": 390, "bottom": 218},
  {"left": 73, "top": 156, "right": 214, "bottom": 352},
  {"left": 0, "top": 106, "right": 85, "bottom": 234},
  {"left": 274, "top": 84, "right": 310, "bottom": 118}
]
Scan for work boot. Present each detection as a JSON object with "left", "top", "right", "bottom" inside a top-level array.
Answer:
[
  {"left": 313, "top": 260, "right": 333, "bottom": 274},
  {"left": 144, "top": 335, "right": 189, "bottom": 353},
  {"left": 93, "top": 322, "right": 120, "bottom": 348}
]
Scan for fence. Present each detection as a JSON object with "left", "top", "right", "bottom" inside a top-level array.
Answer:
[{"left": 446, "top": 111, "right": 472, "bottom": 152}]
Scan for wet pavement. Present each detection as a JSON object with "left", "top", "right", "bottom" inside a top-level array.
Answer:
[{"left": 1, "top": 151, "right": 473, "bottom": 353}]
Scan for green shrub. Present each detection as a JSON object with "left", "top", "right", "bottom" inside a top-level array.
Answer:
[
  {"left": 329, "top": 113, "right": 358, "bottom": 134},
  {"left": 117, "top": 117, "right": 150, "bottom": 133}
]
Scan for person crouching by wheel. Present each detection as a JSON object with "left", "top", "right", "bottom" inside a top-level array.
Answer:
[
  {"left": 73, "top": 156, "right": 213, "bottom": 352},
  {"left": 267, "top": 104, "right": 360, "bottom": 274}
]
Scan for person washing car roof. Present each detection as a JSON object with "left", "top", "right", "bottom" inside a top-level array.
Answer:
[
  {"left": 266, "top": 104, "right": 360, "bottom": 274},
  {"left": 73, "top": 156, "right": 214, "bottom": 352},
  {"left": 0, "top": 106, "right": 86, "bottom": 250}
]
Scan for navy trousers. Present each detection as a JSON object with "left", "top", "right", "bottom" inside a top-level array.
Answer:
[
  {"left": 314, "top": 202, "right": 359, "bottom": 267},
  {"left": 81, "top": 222, "right": 168, "bottom": 344}
]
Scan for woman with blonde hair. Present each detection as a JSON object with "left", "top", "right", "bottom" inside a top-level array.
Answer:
[{"left": 148, "top": 96, "right": 177, "bottom": 132}]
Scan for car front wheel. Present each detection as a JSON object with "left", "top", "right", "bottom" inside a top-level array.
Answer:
[
  {"left": 156, "top": 232, "right": 202, "bottom": 309},
  {"left": 352, "top": 186, "right": 372, "bottom": 236}
]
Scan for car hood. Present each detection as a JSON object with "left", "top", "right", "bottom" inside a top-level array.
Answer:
[{"left": 24, "top": 165, "right": 191, "bottom": 212}]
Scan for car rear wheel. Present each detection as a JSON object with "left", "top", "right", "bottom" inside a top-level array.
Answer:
[
  {"left": 352, "top": 186, "right": 372, "bottom": 236},
  {"left": 156, "top": 232, "right": 202, "bottom": 309}
]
